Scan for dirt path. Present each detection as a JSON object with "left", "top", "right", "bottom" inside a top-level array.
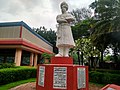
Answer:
[
  {"left": 89, "top": 83, "right": 102, "bottom": 90},
  {"left": 9, "top": 82, "right": 36, "bottom": 90},
  {"left": 10, "top": 82, "right": 103, "bottom": 90}
]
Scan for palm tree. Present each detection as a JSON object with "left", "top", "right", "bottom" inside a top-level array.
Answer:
[{"left": 89, "top": 0, "right": 120, "bottom": 67}]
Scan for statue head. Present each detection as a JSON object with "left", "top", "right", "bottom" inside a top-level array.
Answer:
[{"left": 60, "top": 2, "right": 68, "bottom": 13}]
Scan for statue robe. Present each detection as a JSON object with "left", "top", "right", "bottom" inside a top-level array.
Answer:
[{"left": 56, "top": 13, "right": 75, "bottom": 48}]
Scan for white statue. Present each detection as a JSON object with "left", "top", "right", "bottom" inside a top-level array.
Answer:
[{"left": 55, "top": 2, "right": 75, "bottom": 57}]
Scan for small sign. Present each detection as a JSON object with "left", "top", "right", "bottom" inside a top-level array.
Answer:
[
  {"left": 53, "top": 67, "right": 67, "bottom": 89},
  {"left": 38, "top": 66, "right": 45, "bottom": 87},
  {"left": 77, "top": 68, "right": 86, "bottom": 89}
]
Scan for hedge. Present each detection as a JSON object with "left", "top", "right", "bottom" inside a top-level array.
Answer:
[
  {"left": 0, "top": 67, "right": 37, "bottom": 85},
  {"left": 89, "top": 71, "right": 120, "bottom": 85},
  {"left": 0, "top": 63, "right": 16, "bottom": 69},
  {"left": 96, "top": 69, "right": 120, "bottom": 75}
]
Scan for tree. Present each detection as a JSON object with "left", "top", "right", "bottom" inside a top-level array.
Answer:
[
  {"left": 71, "top": 19, "right": 92, "bottom": 40},
  {"left": 71, "top": 8, "right": 92, "bottom": 23},
  {"left": 90, "top": 0, "right": 120, "bottom": 35},
  {"left": 89, "top": 0, "right": 120, "bottom": 66},
  {"left": 73, "top": 37, "right": 100, "bottom": 70}
]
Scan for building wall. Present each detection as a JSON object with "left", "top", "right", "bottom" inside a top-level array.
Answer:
[
  {"left": 0, "top": 22, "right": 53, "bottom": 66},
  {"left": 0, "top": 24, "right": 53, "bottom": 53},
  {"left": 0, "top": 26, "right": 20, "bottom": 38},
  {"left": 22, "top": 27, "right": 53, "bottom": 52}
]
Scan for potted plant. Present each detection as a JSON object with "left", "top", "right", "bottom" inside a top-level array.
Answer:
[{"left": 41, "top": 53, "right": 53, "bottom": 64}]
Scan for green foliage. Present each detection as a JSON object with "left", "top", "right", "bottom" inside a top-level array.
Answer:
[
  {"left": 0, "top": 78, "right": 36, "bottom": 90},
  {"left": 70, "top": 52, "right": 79, "bottom": 64},
  {"left": 89, "top": 71, "right": 103, "bottom": 84},
  {"left": 90, "top": 0, "right": 120, "bottom": 43},
  {"left": 89, "top": 0, "right": 120, "bottom": 63},
  {"left": 0, "top": 67, "right": 36, "bottom": 85},
  {"left": 72, "top": 19, "right": 91, "bottom": 40},
  {"left": 74, "top": 38, "right": 100, "bottom": 60},
  {"left": 90, "top": 33, "right": 109, "bottom": 52},
  {"left": 41, "top": 53, "right": 54, "bottom": 64},
  {"left": 96, "top": 69, "right": 120, "bottom": 75},
  {"left": 89, "top": 71, "right": 120, "bottom": 85},
  {"left": 41, "top": 53, "right": 53, "bottom": 59},
  {"left": 71, "top": 37, "right": 100, "bottom": 69},
  {"left": 0, "top": 63, "right": 15, "bottom": 69},
  {"left": 90, "top": 0, "right": 120, "bottom": 21},
  {"left": 71, "top": 8, "right": 92, "bottom": 23},
  {"left": 103, "top": 55, "right": 113, "bottom": 61}
]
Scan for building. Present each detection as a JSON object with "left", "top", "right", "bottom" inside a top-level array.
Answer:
[{"left": 0, "top": 21, "right": 53, "bottom": 66}]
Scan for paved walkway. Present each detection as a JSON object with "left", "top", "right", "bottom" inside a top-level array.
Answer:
[
  {"left": 10, "top": 82, "right": 36, "bottom": 90},
  {"left": 10, "top": 82, "right": 102, "bottom": 90}
]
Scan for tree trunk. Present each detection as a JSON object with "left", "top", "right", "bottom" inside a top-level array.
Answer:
[
  {"left": 113, "top": 47, "right": 118, "bottom": 63},
  {"left": 81, "top": 52, "right": 83, "bottom": 65},
  {"left": 99, "top": 51, "right": 103, "bottom": 68}
]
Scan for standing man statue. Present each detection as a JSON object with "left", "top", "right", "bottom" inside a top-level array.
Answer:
[{"left": 55, "top": 2, "right": 75, "bottom": 57}]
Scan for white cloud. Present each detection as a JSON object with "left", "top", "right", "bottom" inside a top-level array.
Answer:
[{"left": 0, "top": 0, "right": 95, "bottom": 30}]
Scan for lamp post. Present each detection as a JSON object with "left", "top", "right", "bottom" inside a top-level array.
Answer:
[{"left": 77, "top": 49, "right": 80, "bottom": 65}]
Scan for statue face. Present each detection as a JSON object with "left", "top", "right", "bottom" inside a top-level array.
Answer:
[{"left": 61, "top": 5, "right": 67, "bottom": 13}]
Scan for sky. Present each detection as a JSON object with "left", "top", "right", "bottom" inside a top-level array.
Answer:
[{"left": 0, "top": 0, "right": 95, "bottom": 30}]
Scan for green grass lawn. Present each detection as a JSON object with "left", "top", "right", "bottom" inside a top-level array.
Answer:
[{"left": 0, "top": 78, "right": 36, "bottom": 90}]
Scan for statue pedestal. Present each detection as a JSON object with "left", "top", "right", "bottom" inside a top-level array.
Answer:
[{"left": 36, "top": 57, "right": 89, "bottom": 90}]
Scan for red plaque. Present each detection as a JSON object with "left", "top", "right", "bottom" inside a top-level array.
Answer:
[{"left": 36, "top": 57, "right": 89, "bottom": 90}]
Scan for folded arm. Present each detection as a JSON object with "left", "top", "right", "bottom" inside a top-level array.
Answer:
[{"left": 56, "top": 15, "right": 67, "bottom": 23}]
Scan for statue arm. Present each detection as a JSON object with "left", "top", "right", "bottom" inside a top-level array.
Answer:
[
  {"left": 66, "top": 17, "right": 75, "bottom": 21},
  {"left": 56, "top": 15, "right": 67, "bottom": 23},
  {"left": 65, "top": 14, "right": 75, "bottom": 22}
]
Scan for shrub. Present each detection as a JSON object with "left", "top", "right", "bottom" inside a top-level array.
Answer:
[
  {"left": 89, "top": 71, "right": 104, "bottom": 84},
  {"left": 0, "top": 63, "right": 15, "bottom": 69},
  {"left": 41, "top": 53, "right": 54, "bottom": 64},
  {"left": 89, "top": 71, "right": 120, "bottom": 85},
  {"left": 96, "top": 69, "right": 120, "bottom": 74},
  {"left": 0, "top": 67, "right": 37, "bottom": 85}
]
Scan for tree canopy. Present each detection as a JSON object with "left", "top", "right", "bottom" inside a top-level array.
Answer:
[
  {"left": 90, "top": 0, "right": 120, "bottom": 35},
  {"left": 71, "top": 8, "right": 92, "bottom": 23},
  {"left": 89, "top": 0, "right": 120, "bottom": 64}
]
